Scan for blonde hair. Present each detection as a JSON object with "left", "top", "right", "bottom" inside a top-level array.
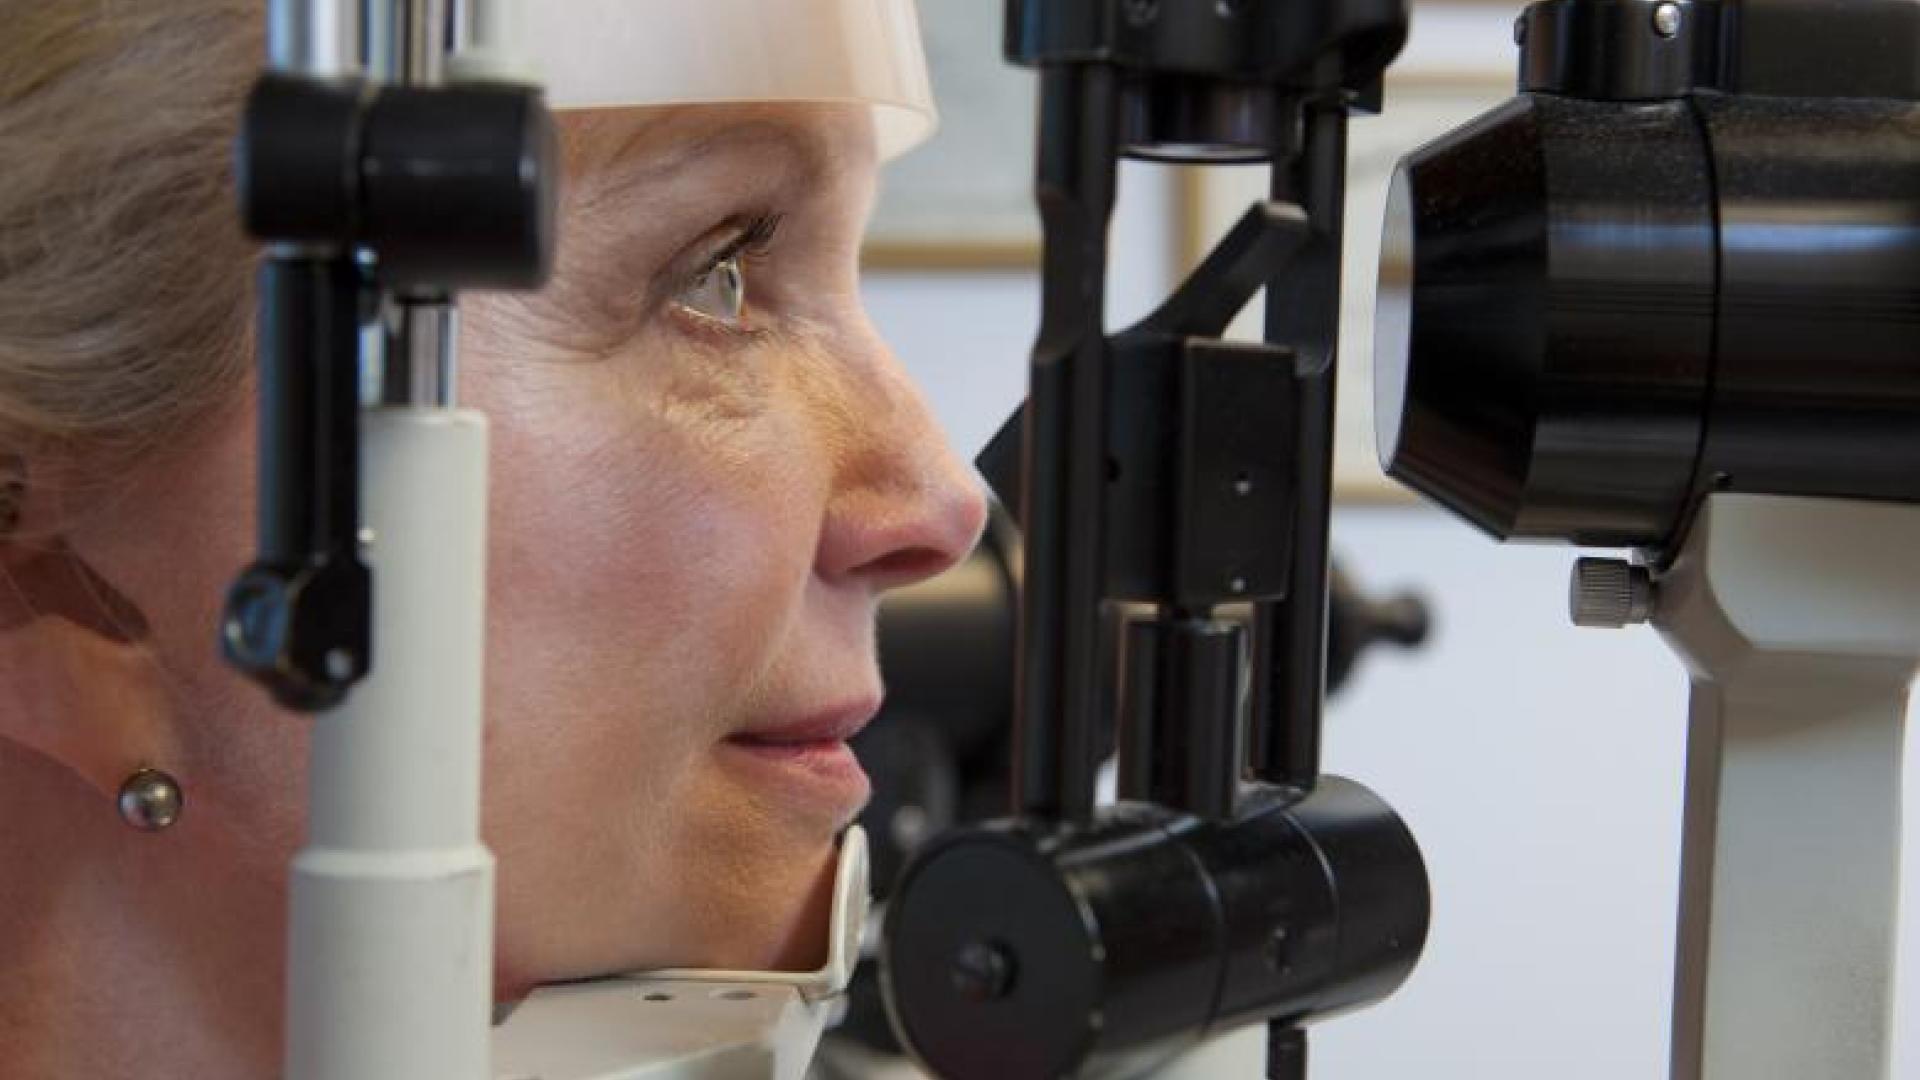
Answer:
[{"left": 0, "top": 1, "right": 262, "bottom": 469}]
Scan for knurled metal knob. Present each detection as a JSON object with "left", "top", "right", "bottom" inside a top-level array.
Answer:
[{"left": 1570, "top": 557, "right": 1656, "bottom": 628}]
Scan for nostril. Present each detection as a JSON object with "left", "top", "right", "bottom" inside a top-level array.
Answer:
[{"left": 860, "top": 545, "right": 959, "bottom": 585}]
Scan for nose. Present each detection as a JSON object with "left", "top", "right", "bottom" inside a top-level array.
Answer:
[{"left": 813, "top": 332, "right": 990, "bottom": 591}]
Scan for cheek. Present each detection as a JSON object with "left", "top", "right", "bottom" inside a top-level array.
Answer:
[
  {"left": 461, "top": 305, "right": 846, "bottom": 980},
  {"left": 478, "top": 355, "right": 827, "bottom": 749}
]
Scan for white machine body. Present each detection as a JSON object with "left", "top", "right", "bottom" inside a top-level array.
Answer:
[{"left": 1655, "top": 494, "right": 1920, "bottom": 1079}]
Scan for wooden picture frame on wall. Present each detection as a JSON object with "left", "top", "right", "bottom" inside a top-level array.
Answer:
[
  {"left": 1177, "top": 7, "right": 1517, "bottom": 502},
  {"left": 862, "top": 0, "right": 1040, "bottom": 270}
]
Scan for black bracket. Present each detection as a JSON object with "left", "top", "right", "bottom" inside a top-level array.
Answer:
[
  {"left": 979, "top": 203, "right": 1310, "bottom": 607},
  {"left": 1106, "top": 202, "right": 1309, "bottom": 605}
]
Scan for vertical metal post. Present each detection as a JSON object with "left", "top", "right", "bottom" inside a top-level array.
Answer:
[
  {"left": 1118, "top": 613, "right": 1244, "bottom": 819},
  {"left": 379, "top": 299, "right": 459, "bottom": 408},
  {"left": 364, "top": 0, "right": 459, "bottom": 410},
  {"left": 1268, "top": 1024, "right": 1308, "bottom": 1080},
  {"left": 1118, "top": 614, "right": 1158, "bottom": 803},
  {"left": 363, "top": 0, "right": 447, "bottom": 83},
  {"left": 1252, "top": 94, "right": 1348, "bottom": 791},
  {"left": 269, "top": 0, "right": 362, "bottom": 77},
  {"left": 1014, "top": 62, "right": 1119, "bottom": 823}
]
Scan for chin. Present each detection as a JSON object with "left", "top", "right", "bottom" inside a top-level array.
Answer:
[
  {"left": 493, "top": 839, "right": 837, "bottom": 998},
  {"left": 490, "top": 744, "right": 862, "bottom": 996}
]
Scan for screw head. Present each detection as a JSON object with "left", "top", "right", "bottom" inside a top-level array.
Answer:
[
  {"left": 1125, "top": 0, "right": 1160, "bottom": 27},
  {"left": 1653, "top": 2, "right": 1684, "bottom": 38},
  {"left": 1570, "top": 558, "right": 1657, "bottom": 628},
  {"left": 949, "top": 940, "right": 1016, "bottom": 1003},
  {"left": 324, "top": 647, "right": 357, "bottom": 682},
  {"left": 223, "top": 573, "right": 292, "bottom": 668}
]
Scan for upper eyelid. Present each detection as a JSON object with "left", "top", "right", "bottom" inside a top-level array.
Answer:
[
  {"left": 630, "top": 217, "right": 753, "bottom": 314},
  {"left": 681, "top": 214, "right": 783, "bottom": 283},
  {"left": 614, "top": 213, "right": 786, "bottom": 336}
]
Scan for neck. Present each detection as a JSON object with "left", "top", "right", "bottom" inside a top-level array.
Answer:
[{"left": 0, "top": 755, "right": 285, "bottom": 1079}]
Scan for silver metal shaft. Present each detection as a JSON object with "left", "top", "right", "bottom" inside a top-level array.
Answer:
[
  {"left": 366, "top": 0, "right": 448, "bottom": 85},
  {"left": 377, "top": 300, "right": 460, "bottom": 408},
  {"left": 268, "top": 0, "right": 361, "bottom": 77}
]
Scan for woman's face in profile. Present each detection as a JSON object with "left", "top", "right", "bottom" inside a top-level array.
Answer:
[
  {"left": 137, "top": 101, "right": 985, "bottom": 998},
  {"left": 467, "top": 102, "right": 987, "bottom": 986}
]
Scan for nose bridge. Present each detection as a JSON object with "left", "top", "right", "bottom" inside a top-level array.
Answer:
[{"left": 813, "top": 322, "right": 964, "bottom": 499}]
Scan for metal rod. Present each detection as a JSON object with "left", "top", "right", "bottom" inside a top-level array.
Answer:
[
  {"left": 1013, "top": 62, "right": 1119, "bottom": 822},
  {"left": 1117, "top": 614, "right": 1157, "bottom": 803},
  {"left": 269, "top": 0, "right": 362, "bottom": 77},
  {"left": 365, "top": 0, "right": 448, "bottom": 84},
  {"left": 1267, "top": 1025, "right": 1308, "bottom": 1080},
  {"left": 445, "top": 0, "right": 523, "bottom": 82},
  {"left": 1251, "top": 95, "right": 1349, "bottom": 790},
  {"left": 378, "top": 299, "right": 459, "bottom": 407},
  {"left": 255, "top": 257, "right": 365, "bottom": 575},
  {"left": 364, "top": 0, "right": 457, "bottom": 410},
  {"left": 1152, "top": 614, "right": 1242, "bottom": 820}
]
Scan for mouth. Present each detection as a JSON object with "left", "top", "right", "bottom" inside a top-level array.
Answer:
[{"left": 719, "top": 697, "right": 881, "bottom": 814}]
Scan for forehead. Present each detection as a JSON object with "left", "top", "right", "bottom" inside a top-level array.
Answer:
[{"left": 560, "top": 102, "right": 877, "bottom": 202}]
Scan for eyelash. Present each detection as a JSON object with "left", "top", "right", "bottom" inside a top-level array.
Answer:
[{"left": 719, "top": 212, "right": 783, "bottom": 268}]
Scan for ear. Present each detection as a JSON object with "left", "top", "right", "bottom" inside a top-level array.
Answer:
[{"left": 0, "top": 474, "right": 175, "bottom": 804}]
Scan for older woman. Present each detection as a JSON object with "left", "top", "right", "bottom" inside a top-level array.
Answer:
[{"left": 0, "top": 2, "right": 986, "bottom": 1076}]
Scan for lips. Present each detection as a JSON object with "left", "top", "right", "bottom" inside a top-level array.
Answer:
[
  {"left": 719, "top": 697, "right": 880, "bottom": 816},
  {"left": 727, "top": 697, "right": 882, "bottom": 748}
]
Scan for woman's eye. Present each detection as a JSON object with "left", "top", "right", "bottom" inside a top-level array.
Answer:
[
  {"left": 673, "top": 255, "right": 749, "bottom": 327},
  {"left": 668, "top": 215, "right": 780, "bottom": 331}
]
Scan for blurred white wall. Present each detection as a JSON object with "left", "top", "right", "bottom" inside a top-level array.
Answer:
[{"left": 860, "top": 2, "right": 1920, "bottom": 1076}]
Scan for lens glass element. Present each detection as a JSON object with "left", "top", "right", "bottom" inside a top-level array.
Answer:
[{"left": 1374, "top": 166, "right": 1415, "bottom": 471}]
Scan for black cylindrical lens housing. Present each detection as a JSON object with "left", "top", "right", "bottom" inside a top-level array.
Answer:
[
  {"left": 1376, "top": 92, "right": 1920, "bottom": 549},
  {"left": 1376, "top": 94, "right": 1716, "bottom": 546},
  {"left": 1699, "top": 95, "right": 1920, "bottom": 507},
  {"left": 881, "top": 779, "right": 1428, "bottom": 1080}
]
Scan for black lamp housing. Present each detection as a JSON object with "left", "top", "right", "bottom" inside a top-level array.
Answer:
[{"left": 1375, "top": 0, "right": 1920, "bottom": 551}]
